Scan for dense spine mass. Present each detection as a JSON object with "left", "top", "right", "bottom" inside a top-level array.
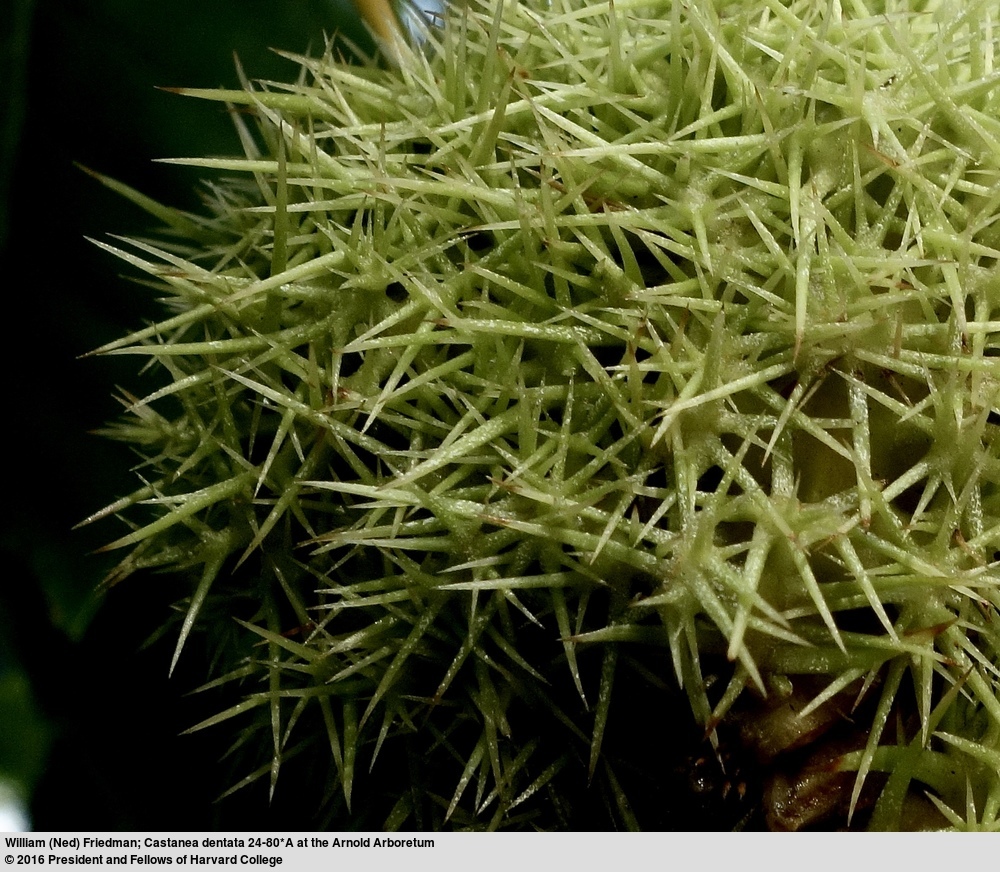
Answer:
[{"left": 88, "top": 0, "right": 1000, "bottom": 829}]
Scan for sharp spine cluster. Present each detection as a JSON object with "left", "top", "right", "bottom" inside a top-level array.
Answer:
[{"left": 87, "top": 0, "right": 1000, "bottom": 830}]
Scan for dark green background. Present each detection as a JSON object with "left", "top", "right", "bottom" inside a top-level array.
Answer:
[{"left": 0, "top": 0, "right": 373, "bottom": 830}]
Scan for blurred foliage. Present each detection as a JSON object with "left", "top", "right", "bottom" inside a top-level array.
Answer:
[{"left": 0, "top": 0, "right": 371, "bottom": 829}]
